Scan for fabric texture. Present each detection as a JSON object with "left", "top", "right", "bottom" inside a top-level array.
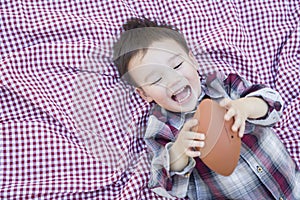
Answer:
[{"left": 1, "top": 0, "right": 299, "bottom": 199}]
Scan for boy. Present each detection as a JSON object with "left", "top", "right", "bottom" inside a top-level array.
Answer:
[{"left": 113, "top": 18, "right": 299, "bottom": 199}]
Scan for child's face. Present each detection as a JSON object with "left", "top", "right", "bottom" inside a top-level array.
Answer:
[{"left": 127, "top": 39, "right": 201, "bottom": 112}]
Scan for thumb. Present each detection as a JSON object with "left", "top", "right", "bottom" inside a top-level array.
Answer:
[
  {"left": 182, "top": 119, "right": 198, "bottom": 131},
  {"left": 219, "top": 98, "right": 231, "bottom": 108}
]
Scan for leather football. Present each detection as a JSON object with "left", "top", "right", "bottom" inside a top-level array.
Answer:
[{"left": 192, "top": 99, "right": 241, "bottom": 176}]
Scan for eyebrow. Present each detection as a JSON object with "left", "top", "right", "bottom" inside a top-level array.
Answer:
[
  {"left": 167, "top": 53, "right": 181, "bottom": 63},
  {"left": 144, "top": 70, "right": 159, "bottom": 83},
  {"left": 143, "top": 53, "right": 182, "bottom": 83}
]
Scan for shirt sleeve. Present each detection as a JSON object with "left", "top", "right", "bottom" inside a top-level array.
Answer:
[
  {"left": 144, "top": 115, "right": 195, "bottom": 198},
  {"left": 205, "top": 72, "right": 284, "bottom": 130},
  {"left": 243, "top": 87, "right": 284, "bottom": 126}
]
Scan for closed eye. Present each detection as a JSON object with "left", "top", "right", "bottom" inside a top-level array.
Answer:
[
  {"left": 150, "top": 77, "right": 162, "bottom": 85},
  {"left": 173, "top": 62, "right": 183, "bottom": 70}
]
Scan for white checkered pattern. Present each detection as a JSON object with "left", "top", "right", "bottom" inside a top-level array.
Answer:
[{"left": 1, "top": 0, "right": 299, "bottom": 199}]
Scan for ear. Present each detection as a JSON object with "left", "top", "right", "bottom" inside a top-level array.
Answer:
[
  {"left": 135, "top": 87, "right": 154, "bottom": 103},
  {"left": 188, "top": 51, "right": 199, "bottom": 70},
  {"left": 188, "top": 51, "right": 197, "bottom": 64}
]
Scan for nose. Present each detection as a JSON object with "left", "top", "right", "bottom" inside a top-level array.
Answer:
[{"left": 164, "top": 69, "right": 185, "bottom": 91}]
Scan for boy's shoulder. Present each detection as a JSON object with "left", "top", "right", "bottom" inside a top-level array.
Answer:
[
  {"left": 204, "top": 72, "right": 244, "bottom": 85},
  {"left": 149, "top": 104, "right": 168, "bottom": 123}
]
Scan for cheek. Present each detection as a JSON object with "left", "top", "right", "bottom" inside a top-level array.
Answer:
[
  {"left": 184, "top": 69, "right": 199, "bottom": 84},
  {"left": 185, "top": 69, "right": 201, "bottom": 94},
  {"left": 144, "top": 87, "right": 165, "bottom": 100},
  {"left": 192, "top": 77, "right": 201, "bottom": 92},
  {"left": 152, "top": 89, "right": 168, "bottom": 100}
]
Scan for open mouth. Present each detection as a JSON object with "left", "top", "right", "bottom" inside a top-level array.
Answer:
[{"left": 171, "top": 86, "right": 191, "bottom": 103}]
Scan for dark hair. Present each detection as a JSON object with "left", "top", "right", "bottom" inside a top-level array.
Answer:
[{"left": 113, "top": 18, "right": 189, "bottom": 83}]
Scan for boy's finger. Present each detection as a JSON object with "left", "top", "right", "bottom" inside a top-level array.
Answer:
[
  {"left": 224, "top": 108, "right": 236, "bottom": 121},
  {"left": 186, "top": 149, "right": 201, "bottom": 158},
  {"left": 189, "top": 140, "right": 205, "bottom": 148},
  {"left": 238, "top": 122, "right": 246, "bottom": 138},
  {"left": 195, "top": 133, "right": 206, "bottom": 140},
  {"left": 185, "top": 131, "right": 205, "bottom": 140},
  {"left": 232, "top": 117, "right": 242, "bottom": 132}
]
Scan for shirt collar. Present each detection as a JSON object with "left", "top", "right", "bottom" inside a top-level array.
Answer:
[{"left": 154, "top": 87, "right": 207, "bottom": 130}]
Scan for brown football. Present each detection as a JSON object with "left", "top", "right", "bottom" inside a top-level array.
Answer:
[{"left": 192, "top": 99, "right": 241, "bottom": 176}]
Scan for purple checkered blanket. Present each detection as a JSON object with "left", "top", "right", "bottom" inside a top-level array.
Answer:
[{"left": 1, "top": 1, "right": 299, "bottom": 199}]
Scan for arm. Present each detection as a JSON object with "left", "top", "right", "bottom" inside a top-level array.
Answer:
[
  {"left": 144, "top": 115, "right": 204, "bottom": 198},
  {"left": 234, "top": 97, "right": 268, "bottom": 119},
  {"left": 169, "top": 119, "right": 204, "bottom": 172},
  {"left": 218, "top": 73, "right": 284, "bottom": 137},
  {"left": 220, "top": 96, "right": 268, "bottom": 137}
]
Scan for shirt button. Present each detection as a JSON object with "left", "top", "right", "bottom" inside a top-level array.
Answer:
[
  {"left": 184, "top": 173, "right": 190, "bottom": 178},
  {"left": 257, "top": 166, "right": 263, "bottom": 173},
  {"left": 274, "top": 101, "right": 282, "bottom": 111}
]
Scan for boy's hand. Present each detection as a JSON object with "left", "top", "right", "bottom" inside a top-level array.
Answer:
[
  {"left": 219, "top": 98, "right": 249, "bottom": 138},
  {"left": 170, "top": 119, "right": 205, "bottom": 171},
  {"left": 174, "top": 119, "right": 205, "bottom": 157},
  {"left": 220, "top": 97, "right": 268, "bottom": 138}
]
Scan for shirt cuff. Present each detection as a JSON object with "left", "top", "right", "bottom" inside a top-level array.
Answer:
[
  {"left": 164, "top": 142, "right": 196, "bottom": 177},
  {"left": 245, "top": 88, "right": 283, "bottom": 126}
]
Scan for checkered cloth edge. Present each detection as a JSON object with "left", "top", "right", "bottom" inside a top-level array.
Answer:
[{"left": 1, "top": 0, "right": 299, "bottom": 199}]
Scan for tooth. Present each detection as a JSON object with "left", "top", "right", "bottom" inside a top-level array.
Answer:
[
  {"left": 174, "top": 87, "right": 185, "bottom": 95},
  {"left": 176, "top": 86, "right": 191, "bottom": 103}
]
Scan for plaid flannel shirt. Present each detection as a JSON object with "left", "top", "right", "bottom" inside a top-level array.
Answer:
[{"left": 144, "top": 73, "right": 300, "bottom": 200}]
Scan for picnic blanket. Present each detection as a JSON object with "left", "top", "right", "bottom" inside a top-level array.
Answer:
[{"left": 1, "top": 1, "right": 299, "bottom": 199}]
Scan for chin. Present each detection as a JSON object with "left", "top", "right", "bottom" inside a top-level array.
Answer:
[{"left": 177, "top": 102, "right": 198, "bottom": 113}]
